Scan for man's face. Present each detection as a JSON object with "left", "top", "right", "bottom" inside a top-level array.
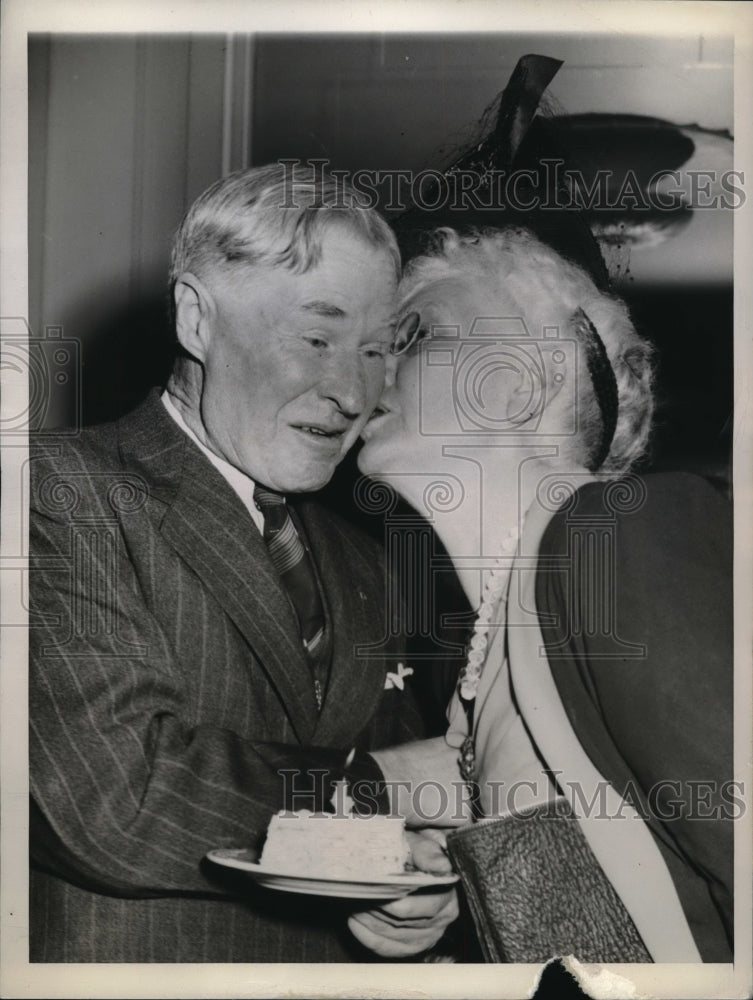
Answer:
[{"left": 197, "top": 225, "right": 398, "bottom": 493}]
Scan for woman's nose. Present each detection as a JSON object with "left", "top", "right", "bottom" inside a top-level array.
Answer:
[{"left": 384, "top": 353, "right": 399, "bottom": 389}]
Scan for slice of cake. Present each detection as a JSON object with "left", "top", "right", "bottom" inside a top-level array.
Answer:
[{"left": 259, "top": 810, "right": 409, "bottom": 879}]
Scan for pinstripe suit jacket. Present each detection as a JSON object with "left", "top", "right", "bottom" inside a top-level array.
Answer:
[{"left": 29, "top": 391, "right": 424, "bottom": 962}]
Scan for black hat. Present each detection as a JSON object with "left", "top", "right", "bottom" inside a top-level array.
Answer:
[{"left": 391, "top": 54, "right": 610, "bottom": 290}]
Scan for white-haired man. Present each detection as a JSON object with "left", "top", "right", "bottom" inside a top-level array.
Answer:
[{"left": 29, "top": 164, "right": 457, "bottom": 962}]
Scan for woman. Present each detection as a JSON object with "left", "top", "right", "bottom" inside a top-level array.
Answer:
[{"left": 354, "top": 226, "right": 733, "bottom": 963}]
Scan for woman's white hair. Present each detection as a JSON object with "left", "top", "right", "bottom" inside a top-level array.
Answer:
[{"left": 399, "top": 227, "right": 655, "bottom": 475}]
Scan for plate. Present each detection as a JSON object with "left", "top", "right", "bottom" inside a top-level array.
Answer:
[{"left": 206, "top": 848, "right": 459, "bottom": 899}]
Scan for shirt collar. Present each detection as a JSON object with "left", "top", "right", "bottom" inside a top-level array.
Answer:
[{"left": 160, "top": 390, "right": 264, "bottom": 532}]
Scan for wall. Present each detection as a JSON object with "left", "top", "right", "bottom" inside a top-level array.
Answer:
[
  {"left": 29, "top": 34, "right": 229, "bottom": 425},
  {"left": 253, "top": 33, "right": 733, "bottom": 171}
]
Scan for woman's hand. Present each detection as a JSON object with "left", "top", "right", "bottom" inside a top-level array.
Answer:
[
  {"left": 370, "top": 737, "right": 472, "bottom": 827},
  {"left": 347, "top": 830, "right": 459, "bottom": 957}
]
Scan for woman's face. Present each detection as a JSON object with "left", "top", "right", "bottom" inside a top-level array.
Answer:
[{"left": 358, "top": 270, "right": 526, "bottom": 479}]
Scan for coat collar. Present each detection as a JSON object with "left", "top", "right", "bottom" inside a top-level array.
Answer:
[{"left": 117, "top": 391, "right": 320, "bottom": 742}]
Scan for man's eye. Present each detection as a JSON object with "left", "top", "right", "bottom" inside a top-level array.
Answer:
[{"left": 304, "top": 336, "right": 329, "bottom": 350}]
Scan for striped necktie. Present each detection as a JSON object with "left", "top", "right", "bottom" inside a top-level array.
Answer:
[{"left": 253, "top": 485, "right": 327, "bottom": 709}]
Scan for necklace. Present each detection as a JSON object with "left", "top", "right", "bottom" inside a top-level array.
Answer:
[{"left": 457, "top": 523, "right": 522, "bottom": 785}]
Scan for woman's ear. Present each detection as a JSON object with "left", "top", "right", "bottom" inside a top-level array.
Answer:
[
  {"left": 173, "top": 272, "right": 214, "bottom": 363},
  {"left": 504, "top": 343, "right": 570, "bottom": 427}
]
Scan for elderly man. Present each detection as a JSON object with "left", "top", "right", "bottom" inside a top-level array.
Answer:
[{"left": 29, "top": 163, "right": 457, "bottom": 963}]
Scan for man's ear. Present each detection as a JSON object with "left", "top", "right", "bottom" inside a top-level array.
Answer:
[{"left": 173, "top": 272, "right": 214, "bottom": 363}]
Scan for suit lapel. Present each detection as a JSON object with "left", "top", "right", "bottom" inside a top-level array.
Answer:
[
  {"left": 118, "top": 392, "right": 318, "bottom": 743},
  {"left": 298, "top": 503, "right": 387, "bottom": 746}
]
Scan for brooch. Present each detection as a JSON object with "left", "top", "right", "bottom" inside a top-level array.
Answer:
[{"left": 384, "top": 662, "right": 414, "bottom": 690}]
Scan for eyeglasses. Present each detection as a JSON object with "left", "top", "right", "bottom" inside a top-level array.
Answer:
[{"left": 390, "top": 311, "right": 426, "bottom": 356}]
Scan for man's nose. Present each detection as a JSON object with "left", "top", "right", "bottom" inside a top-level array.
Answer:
[{"left": 318, "top": 351, "right": 368, "bottom": 418}]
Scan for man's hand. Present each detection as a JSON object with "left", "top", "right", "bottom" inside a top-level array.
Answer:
[{"left": 347, "top": 830, "right": 459, "bottom": 958}]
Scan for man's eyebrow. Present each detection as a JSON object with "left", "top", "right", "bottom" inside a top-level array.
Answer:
[{"left": 300, "top": 300, "right": 347, "bottom": 318}]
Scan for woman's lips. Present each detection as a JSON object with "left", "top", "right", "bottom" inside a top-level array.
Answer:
[{"left": 360, "top": 409, "right": 394, "bottom": 442}]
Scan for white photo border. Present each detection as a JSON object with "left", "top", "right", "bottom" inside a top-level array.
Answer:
[{"left": 2, "top": 2, "right": 751, "bottom": 997}]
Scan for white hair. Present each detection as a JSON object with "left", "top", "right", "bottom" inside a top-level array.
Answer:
[{"left": 399, "top": 227, "right": 655, "bottom": 475}]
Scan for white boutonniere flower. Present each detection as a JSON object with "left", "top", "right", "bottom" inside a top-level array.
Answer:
[{"left": 384, "top": 662, "right": 414, "bottom": 691}]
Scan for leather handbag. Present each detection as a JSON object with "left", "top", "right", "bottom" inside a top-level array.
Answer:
[{"left": 446, "top": 798, "right": 652, "bottom": 963}]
